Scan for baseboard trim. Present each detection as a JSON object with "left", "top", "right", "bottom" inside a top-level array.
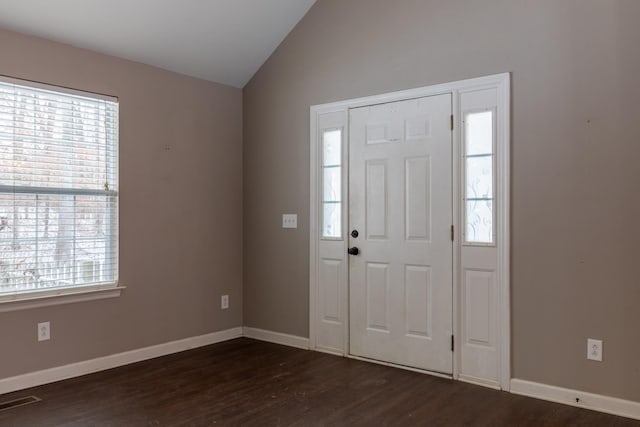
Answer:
[
  {"left": 242, "top": 327, "right": 310, "bottom": 350},
  {"left": 510, "top": 379, "right": 640, "bottom": 421},
  {"left": 0, "top": 326, "right": 243, "bottom": 396},
  {"left": 4, "top": 328, "right": 639, "bottom": 422}
]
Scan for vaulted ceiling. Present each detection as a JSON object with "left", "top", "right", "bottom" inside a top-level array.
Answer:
[{"left": 0, "top": 0, "right": 316, "bottom": 88}]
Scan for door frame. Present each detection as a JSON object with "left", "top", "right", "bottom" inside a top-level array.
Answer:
[{"left": 309, "top": 73, "right": 511, "bottom": 390}]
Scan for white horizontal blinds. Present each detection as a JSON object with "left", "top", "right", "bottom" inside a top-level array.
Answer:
[{"left": 0, "top": 78, "right": 118, "bottom": 295}]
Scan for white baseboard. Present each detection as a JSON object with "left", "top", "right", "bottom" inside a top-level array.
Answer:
[
  {"left": 242, "top": 327, "right": 310, "bottom": 350},
  {"left": 0, "top": 326, "right": 243, "bottom": 396},
  {"left": 0, "top": 326, "right": 310, "bottom": 397},
  {"left": 3, "top": 328, "right": 639, "bottom": 422},
  {"left": 510, "top": 379, "right": 640, "bottom": 421}
]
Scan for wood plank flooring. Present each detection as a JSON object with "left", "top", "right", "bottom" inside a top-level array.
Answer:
[{"left": 0, "top": 338, "right": 637, "bottom": 426}]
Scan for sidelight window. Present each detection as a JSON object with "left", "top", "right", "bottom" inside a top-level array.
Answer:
[
  {"left": 321, "top": 129, "right": 342, "bottom": 239},
  {"left": 463, "top": 110, "right": 495, "bottom": 245}
]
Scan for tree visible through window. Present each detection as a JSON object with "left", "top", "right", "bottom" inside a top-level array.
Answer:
[{"left": 0, "top": 78, "right": 118, "bottom": 296}]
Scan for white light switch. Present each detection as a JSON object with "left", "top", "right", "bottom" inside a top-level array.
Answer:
[{"left": 282, "top": 214, "right": 297, "bottom": 228}]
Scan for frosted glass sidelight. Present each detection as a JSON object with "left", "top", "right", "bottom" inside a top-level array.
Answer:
[
  {"left": 323, "top": 167, "right": 341, "bottom": 202},
  {"left": 321, "top": 129, "right": 342, "bottom": 238},
  {"left": 323, "top": 202, "right": 341, "bottom": 238},
  {"left": 466, "top": 111, "right": 493, "bottom": 156},
  {"left": 464, "top": 110, "right": 494, "bottom": 244},
  {"left": 466, "top": 156, "right": 493, "bottom": 199},
  {"left": 323, "top": 129, "right": 341, "bottom": 166},
  {"left": 466, "top": 200, "right": 493, "bottom": 244}
]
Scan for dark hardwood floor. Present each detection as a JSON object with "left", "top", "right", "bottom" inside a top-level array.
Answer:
[{"left": 0, "top": 338, "right": 637, "bottom": 426}]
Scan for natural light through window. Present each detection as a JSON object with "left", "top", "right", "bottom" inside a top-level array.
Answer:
[
  {"left": 322, "top": 129, "right": 341, "bottom": 239},
  {"left": 0, "top": 77, "right": 118, "bottom": 299},
  {"left": 464, "top": 110, "right": 494, "bottom": 244}
]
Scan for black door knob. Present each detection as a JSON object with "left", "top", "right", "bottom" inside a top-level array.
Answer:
[
  {"left": 347, "top": 247, "right": 359, "bottom": 256},
  {"left": 351, "top": 230, "right": 359, "bottom": 238}
]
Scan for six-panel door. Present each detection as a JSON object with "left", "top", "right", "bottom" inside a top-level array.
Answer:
[{"left": 348, "top": 94, "right": 453, "bottom": 373}]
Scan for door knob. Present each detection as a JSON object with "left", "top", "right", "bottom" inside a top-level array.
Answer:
[
  {"left": 351, "top": 230, "right": 359, "bottom": 238},
  {"left": 347, "top": 246, "right": 359, "bottom": 256}
]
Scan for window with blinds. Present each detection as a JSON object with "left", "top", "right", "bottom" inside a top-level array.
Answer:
[{"left": 0, "top": 77, "right": 118, "bottom": 298}]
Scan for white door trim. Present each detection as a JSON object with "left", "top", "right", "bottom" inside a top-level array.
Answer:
[{"left": 309, "top": 73, "right": 511, "bottom": 390}]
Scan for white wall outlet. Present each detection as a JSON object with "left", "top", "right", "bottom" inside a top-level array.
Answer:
[
  {"left": 221, "top": 294, "right": 229, "bottom": 310},
  {"left": 282, "top": 214, "right": 297, "bottom": 229},
  {"left": 38, "top": 321, "right": 50, "bottom": 341},
  {"left": 587, "top": 338, "right": 603, "bottom": 361}
]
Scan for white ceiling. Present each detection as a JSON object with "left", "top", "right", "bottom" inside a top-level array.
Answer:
[{"left": 0, "top": 0, "right": 316, "bottom": 88}]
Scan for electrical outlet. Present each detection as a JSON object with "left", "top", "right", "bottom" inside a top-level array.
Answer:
[
  {"left": 282, "top": 214, "right": 297, "bottom": 229},
  {"left": 587, "top": 338, "right": 602, "bottom": 361},
  {"left": 38, "top": 322, "right": 50, "bottom": 341},
  {"left": 221, "top": 294, "right": 229, "bottom": 310}
]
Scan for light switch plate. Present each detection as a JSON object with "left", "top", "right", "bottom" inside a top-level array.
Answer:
[{"left": 282, "top": 214, "right": 297, "bottom": 229}]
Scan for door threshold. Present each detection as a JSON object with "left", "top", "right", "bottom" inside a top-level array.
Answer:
[{"left": 347, "top": 354, "right": 453, "bottom": 380}]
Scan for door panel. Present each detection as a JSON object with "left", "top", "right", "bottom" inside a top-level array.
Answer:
[
  {"left": 365, "top": 160, "right": 388, "bottom": 239},
  {"left": 366, "top": 262, "right": 389, "bottom": 331},
  {"left": 319, "top": 258, "right": 342, "bottom": 323},
  {"left": 349, "top": 94, "right": 453, "bottom": 374},
  {"left": 405, "top": 156, "right": 431, "bottom": 240},
  {"left": 405, "top": 264, "right": 432, "bottom": 338}
]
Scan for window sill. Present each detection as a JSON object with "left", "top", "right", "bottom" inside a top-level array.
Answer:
[{"left": 0, "top": 284, "right": 125, "bottom": 313}]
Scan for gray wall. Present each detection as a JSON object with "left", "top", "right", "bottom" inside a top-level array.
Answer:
[
  {"left": 0, "top": 29, "right": 243, "bottom": 379},
  {"left": 243, "top": 0, "right": 640, "bottom": 401}
]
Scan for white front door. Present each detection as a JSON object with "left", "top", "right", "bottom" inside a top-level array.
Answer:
[{"left": 348, "top": 94, "right": 453, "bottom": 374}]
